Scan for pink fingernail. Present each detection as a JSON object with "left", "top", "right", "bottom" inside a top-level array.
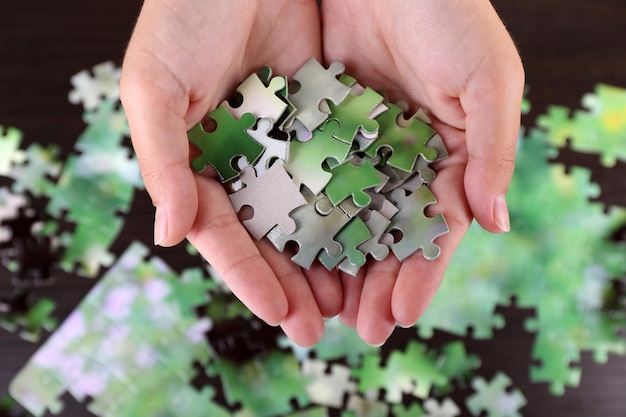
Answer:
[
  {"left": 154, "top": 207, "right": 168, "bottom": 246},
  {"left": 494, "top": 195, "right": 511, "bottom": 233}
]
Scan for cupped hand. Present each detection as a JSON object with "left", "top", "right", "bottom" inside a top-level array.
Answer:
[
  {"left": 120, "top": 0, "right": 339, "bottom": 346},
  {"left": 322, "top": 0, "right": 525, "bottom": 345}
]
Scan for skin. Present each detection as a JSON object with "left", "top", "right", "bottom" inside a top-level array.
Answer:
[{"left": 120, "top": 0, "right": 524, "bottom": 347}]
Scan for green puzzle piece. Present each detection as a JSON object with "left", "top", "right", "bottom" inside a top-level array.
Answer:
[
  {"left": 327, "top": 84, "right": 384, "bottom": 144},
  {"left": 466, "top": 372, "right": 526, "bottom": 417},
  {"left": 283, "top": 119, "right": 352, "bottom": 195},
  {"left": 539, "top": 84, "right": 626, "bottom": 166},
  {"left": 0, "top": 126, "right": 25, "bottom": 176},
  {"left": 352, "top": 340, "right": 448, "bottom": 403},
  {"left": 189, "top": 107, "right": 262, "bottom": 181},
  {"left": 324, "top": 158, "right": 383, "bottom": 207},
  {"left": 318, "top": 216, "right": 372, "bottom": 271},
  {"left": 207, "top": 350, "right": 310, "bottom": 417},
  {"left": 366, "top": 103, "right": 438, "bottom": 172}
]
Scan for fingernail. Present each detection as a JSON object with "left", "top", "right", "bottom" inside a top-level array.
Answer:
[
  {"left": 494, "top": 195, "right": 511, "bottom": 233},
  {"left": 154, "top": 207, "right": 168, "bottom": 246}
]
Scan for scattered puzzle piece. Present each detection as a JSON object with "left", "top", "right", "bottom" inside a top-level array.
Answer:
[
  {"left": 423, "top": 398, "right": 460, "bottom": 417},
  {"left": 539, "top": 83, "right": 626, "bottom": 166},
  {"left": 466, "top": 373, "right": 526, "bottom": 417},
  {"left": 302, "top": 359, "right": 357, "bottom": 409},
  {"left": 68, "top": 61, "right": 121, "bottom": 111}
]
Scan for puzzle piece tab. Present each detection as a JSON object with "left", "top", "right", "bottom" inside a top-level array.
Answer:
[{"left": 189, "top": 107, "right": 262, "bottom": 180}]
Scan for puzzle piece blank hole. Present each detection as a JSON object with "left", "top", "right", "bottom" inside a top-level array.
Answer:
[
  {"left": 288, "top": 81, "right": 302, "bottom": 95},
  {"left": 200, "top": 116, "right": 217, "bottom": 133},
  {"left": 236, "top": 205, "right": 254, "bottom": 222},
  {"left": 389, "top": 229, "right": 403, "bottom": 244},
  {"left": 225, "top": 92, "right": 244, "bottom": 109}
]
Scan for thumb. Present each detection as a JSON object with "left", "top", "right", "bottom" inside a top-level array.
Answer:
[
  {"left": 461, "top": 59, "right": 524, "bottom": 234},
  {"left": 120, "top": 67, "right": 198, "bottom": 247}
]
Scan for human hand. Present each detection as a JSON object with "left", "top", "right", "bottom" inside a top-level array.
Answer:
[
  {"left": 321, "top": 0, "right": 525, "bottom": 345},
  {"left": 120, "top": 0, "right": 339, "bottom": 346}
]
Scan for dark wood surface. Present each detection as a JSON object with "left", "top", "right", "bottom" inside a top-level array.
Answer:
[{"left": 1, "top": 1, "right": 625, "bottom": 416}]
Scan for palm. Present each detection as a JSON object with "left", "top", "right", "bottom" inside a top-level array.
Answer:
[
  {"left": 122, "top": 0, "right": 333, "bottom": 346},
  {"left": 321, "top": 0, "right": 524, "bottom": 344}
]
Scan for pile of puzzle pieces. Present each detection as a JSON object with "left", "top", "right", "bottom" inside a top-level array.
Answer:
[{"left": 189, "top": 58, "right": 449, "bottom": 274}]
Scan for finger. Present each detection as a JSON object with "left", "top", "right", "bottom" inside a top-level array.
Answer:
[
  {"left": 391, "top": 157, "right": 472, "bottom": 326},
  {"left": 187, "top": 175, "right": 288, "bottom": 326},
  {"left": 356, "top": 257, "right": 400, "bottom": 346},
  {"left": 258, "top": 240, "right": 325, "bottom": 347},
  {"left": 120, "top": 49, "right": 198, "bottom": 247},
  {"left": 304, "top": 263, "right": 343, "bottom": 318},
  {"left": 338, "top": 268, "right": 365, "bottom": 328},
  {"left": 461, "top": 18, "right": 525, "bottom": 233}
]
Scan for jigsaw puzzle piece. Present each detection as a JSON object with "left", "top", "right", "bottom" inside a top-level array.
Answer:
[
  {"left": 285, "top": 58, "right": 351, "bottom": 132},
  {"left": 387, "top": 187, "right": 449, "bottom": 261},
  {"left": 189, "top": 106, "right": 262, "bottom": 180},
  {"left": 207, "top": 350, "right": 310, "bottom": 417},
  {"left": 528, "top": 332, "right": 582, "bottom": 396},
  {"left": 68, "top": 61, "right": 121, "bottom": 111},
  {"left": 346, "top": 392, "right": 390, "bottom": 417},
  {"left": 423, "top": 398, "right": 461, "bottom": 417},
  {"left": 391, "top": 402, "right": 426, "bottom": 417},
  {"left": 0, "top": 126, "right": 25, "bottom": 176},
  {"left": 0, "top": 188, "right": 27, "bottom": 243},
  {"left": 0, "top": 292, "right": 57, "bottom": 342},
  {"left": 337, "top": 210, "right": 392, "bottom": 276},
  {"left": 436, "top": 341, "right": 481, "bottom": 395},
  {"left": 538, "top": 84, "right": 626, "bottom": 166},
  {"left": 324, "top": 158, "right": 384, "bottom": 207},
  {"left": 223, "top": 72, "right": 288, "bottom": 123},
  {"left": 10, "top": 242, "right": 215, "bottom": 417},
  {"left": 318, "top": 216, "right": 371, "bottom": 273},
  {"left": 326, "top": 82, "right": 385, "bottom": 144},
  {"left": 353, "top": 341, "right": 448, "bottom": 403},
  {"left": 245, "top": 118, "right": 290, "bottom": 175},
  {"left": 466, "top": 373, "right": 526, "bottom": 417},
  {"left": 305, "top": 316, "right": 378, "bottom": 367},
  {"left": 10, "top": 143, "right": 61, "bottom": 197},
  {"left": 302, "top": 359, "right": 356, "bottom": 409},
  {"left": 267, "top": 189, "right": 350, "bottom": 269},
  {"left": 229, "top": 163, "right": 306, "bottom": 240},
  {"left": 283, "top": 119, "right": 351, "bottom": 195},
  {"left": 365, "top": 103, "right": 439, "bottom": 172},
  {"left": 9, "top": 364, "right": 66, "bottom": 416}
]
